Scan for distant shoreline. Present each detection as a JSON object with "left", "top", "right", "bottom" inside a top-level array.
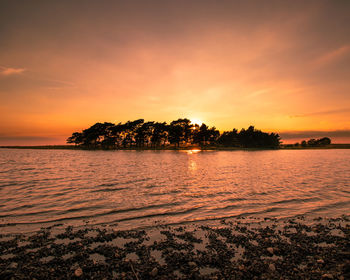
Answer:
[{"left": 1, "top": 144, "right": 350, "bottom": 150}]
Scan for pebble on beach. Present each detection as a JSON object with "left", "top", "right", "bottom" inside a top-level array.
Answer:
[
  {"left": 74, "top": 267, "right": 83, "bottom": 277},
  {"left": 150, "top": 267, "right": 158, "bottom": 277},
  {"left": 267, "top": 247, "right": 274, "bottom": 254},
  {"left": 0, "top": 215, "right": 348, "bottom": 279},
  {"left": 9, "top": 262, "right": 18, "bottom": 269}
]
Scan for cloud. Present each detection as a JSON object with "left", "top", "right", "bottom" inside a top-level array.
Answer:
[
  {"left": 313, "top": 45, "right": 350, "bottom": 66},
  {"left": 0, "top": 135, "right": 64, "bottom": 146},
  {"left": 41, "top": 78, "right": 76, "bottom": 90},
  {"left": 0, "top": 66, "right": 26, "bottom": 76},
  {"left": 280, "top": 130, "right": 350, "bottom": 140},
  {"left": 246, "top": 88, "right": 271, "bottom": 99},
  {"left": 0, "top": 135, "right": 57, "bottom": 141},
  {"left": 290, "top": 108, "right": 350, "bottom": 118}
]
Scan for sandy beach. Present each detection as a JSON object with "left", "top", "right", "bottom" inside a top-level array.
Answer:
[{"left": 1, "top": 216, "right": 349, "bottom": 279}]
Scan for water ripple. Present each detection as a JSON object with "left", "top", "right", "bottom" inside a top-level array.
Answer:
[{"left": 0, "top": 149, "right": 349, "bottom": 232}]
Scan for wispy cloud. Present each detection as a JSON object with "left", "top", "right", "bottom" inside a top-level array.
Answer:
[
  {"left": 0, "top": 135, "right": 64, "bottom": 146},
  {"left": 42, "top": 78, "right": 76, "bottom": 90},
  {"left": 280, "top": 130, "right": 350, "bottom": 140},
  {"left": 313, "top": 45, "right": 350, "bottom": 66},
  {"left": 246, "top": 88, "right": 271, "bottom": 98},
  {"left": 0, "top": 66, "right": 26, "bottom": 76},
  {"left": 290, "top": 108, "right": 350, "bottom": 118}
]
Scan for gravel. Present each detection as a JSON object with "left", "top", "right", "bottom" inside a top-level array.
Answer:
[{"left": 0, "top": 215, "right": 349, "bottom": 279}]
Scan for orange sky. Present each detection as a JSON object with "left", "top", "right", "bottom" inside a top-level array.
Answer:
[{"left": 1, "top": 0, "right": 349, "bottom": 145}]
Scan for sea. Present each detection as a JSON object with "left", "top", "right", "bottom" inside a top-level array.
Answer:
[{"left": 0, "top": 148, "right": 349, "bottom": 233}]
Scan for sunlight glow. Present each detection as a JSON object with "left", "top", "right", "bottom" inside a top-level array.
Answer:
[
  {"left": 1, "top": 1, "right": 349, "bottom": 145},
  {"left": 190, "top": 119, "right": 203, "bottom": 126},
  {"left": 188, "top": 159, "right": 197, "bottom": 172},
  {"left": 187, "top": 149, "right": 201, "bottom": 154}
]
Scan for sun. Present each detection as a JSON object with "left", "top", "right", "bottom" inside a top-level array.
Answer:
[{"left": 190, "top": 118, "right": 203, "bottom": 126}]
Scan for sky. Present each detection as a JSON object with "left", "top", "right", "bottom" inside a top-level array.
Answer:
[{"left": 1, "top": 0, "right": 349, "bottom": 145}]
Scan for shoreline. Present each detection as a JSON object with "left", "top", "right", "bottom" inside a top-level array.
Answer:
[
  {"left": 1, "top": 216, "right": 349, "bottom": 279},
  {"left": 1, "top": 144, "right": 350, "bottom": 151}
]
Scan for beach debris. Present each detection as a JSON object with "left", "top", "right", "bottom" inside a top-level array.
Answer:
[{"left": 129, "top": 261, "right": 139, "bottom": 280}]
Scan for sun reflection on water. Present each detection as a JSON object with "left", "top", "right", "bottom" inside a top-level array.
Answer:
[
  {"left": 186, "top": 149, "right": 201, "bottom": 154},
  {"left": 189, "top": 159, "right": 197, "bottom": 172}
]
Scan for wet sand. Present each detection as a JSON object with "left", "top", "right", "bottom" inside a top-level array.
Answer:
[{"left": 1, "top": 216, "right": 349, "bottom": 279}]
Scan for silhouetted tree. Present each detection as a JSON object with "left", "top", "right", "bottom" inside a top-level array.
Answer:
[
  {"left": 301, "top": 137, "right": 331, "bottom": 147},
  {"left": 81, "top": 123, "right": 106, "bottom": 148},
  {"left": 193, "top": 123, "right": 208, "bottom": 146},
  {"left": 167, "top": 119, "right": 190, "bottom": 147},
  {"left": 135, "top": 121, "right": 155, "bottom": 147},
  {"left": 237, "top": 126, "right": 280, "bottom": 148},
  {"left": 66, "top": 118, "right": 281, "bottom": 149},
  {"left": 318, "top": 137, "right": 331, "bottom": 145},
  {"left": 67, "top": 132, "right": 84, "bottom": 145},
  {"left": 122, "top": 119, "right": 144, "bottom": 147},
  {"left": 109, "top": 123, "right": 124, "bottom": 148},
  {"left": 207, "top": 126, "right": 220, "bottom": 145},
  {"left": 168, "top": 122, "right": 183, "bottom": 147},
  {"left": 150, "top": 122, "right": 168, "bottom": 147}
]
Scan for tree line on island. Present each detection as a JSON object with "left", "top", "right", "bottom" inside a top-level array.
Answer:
[
  {"left": 67, "top": 118, "right": 281, "bottom": 149},
  {"left": 290, "top": 137, "right": 331, "bottom": 147}
]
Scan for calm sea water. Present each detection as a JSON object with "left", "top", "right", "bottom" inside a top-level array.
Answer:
[{"left": 0, "top": 149, "right": 349, "bottom": 233}]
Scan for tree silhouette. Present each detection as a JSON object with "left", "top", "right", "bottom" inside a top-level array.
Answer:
[
  {"left": 217, "top": 129, "right": 239, "bottom": 147},
  {"left": 67, "top": 132, "right": 84, "bottom": 145},
  {"left": 318, "top": 137, "right": 331, "bottom": 145},
  {"left": 168, "top": 118, "right": 192, "bottom": 146},
  {"left": 122, "top": 119, "right": 144, "bottom": 147},
  {"left": 193, "top": 124, "right": 220, "bottom": 146},
  {"left": 168, "top": 122, "right": 183, "bottom": 147},
  {"left": 66, "top": 118, "right": 282, "bottom": 149},
  {"left": 151, "top": 122, "right": 168, "bottom": 147},
  {"left": 298, "top": 137, "right": 331, "bottom": 147}
]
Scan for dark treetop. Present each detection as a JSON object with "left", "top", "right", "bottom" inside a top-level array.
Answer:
[{"left": 67, "top": 118, "right": 281, "bottom": 149}]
